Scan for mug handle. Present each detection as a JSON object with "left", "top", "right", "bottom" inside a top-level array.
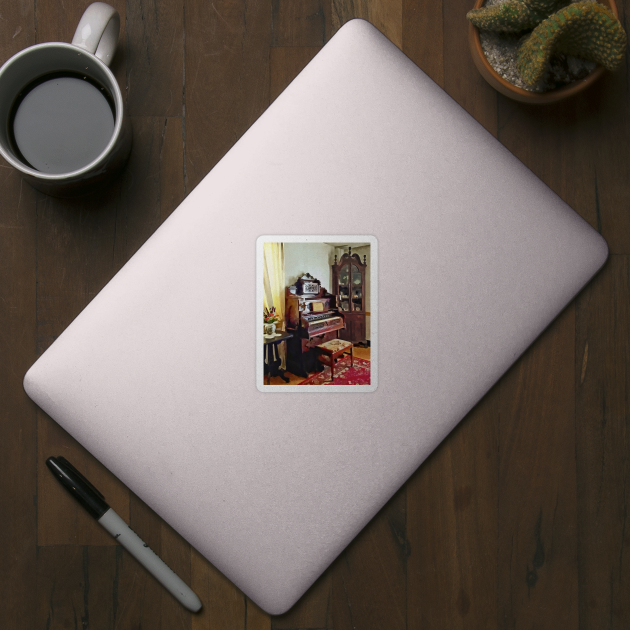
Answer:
[{"left": 71, "top": 2, "right": 120, "bottom": 67}]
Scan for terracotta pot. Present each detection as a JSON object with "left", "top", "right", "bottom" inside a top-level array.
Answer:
[{"left": 468, "top": 0, "right": 619, "bottom": 103}]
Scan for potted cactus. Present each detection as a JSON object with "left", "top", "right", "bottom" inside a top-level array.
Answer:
[{"left": 467, "top": 0, "right": 627, "bottom": 102}]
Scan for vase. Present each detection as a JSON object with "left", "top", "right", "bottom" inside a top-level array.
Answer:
[{"left": 264, "top": 323, "right": 276, "bottom": 336}]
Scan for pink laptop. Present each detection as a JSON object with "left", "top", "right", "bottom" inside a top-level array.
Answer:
[{"left": 24, "top": 19, "right": 607, "bottom": 613}]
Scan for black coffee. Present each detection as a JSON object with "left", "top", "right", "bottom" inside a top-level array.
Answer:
[{"left": 10, "top": 73, "right": 115, "bottom": 174}]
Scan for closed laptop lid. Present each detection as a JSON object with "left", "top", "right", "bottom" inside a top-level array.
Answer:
[{"left": 24, "top": 19, "right": 607, "bottom": 614}]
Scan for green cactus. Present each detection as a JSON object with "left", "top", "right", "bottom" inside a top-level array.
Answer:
[
  {"left": 517, "top": 1, "right": 627, "bottom": 85},
  {"left": 467, "top": 0, "right": 568, "bottom": 33}
]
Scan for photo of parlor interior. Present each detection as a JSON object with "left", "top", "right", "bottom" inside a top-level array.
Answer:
[{"left": 262, "top": 240, "right": 372, "bottom": 386}]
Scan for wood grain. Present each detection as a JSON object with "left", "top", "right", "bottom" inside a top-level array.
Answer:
[
  {"left": 497, "top": 304, "right": 579, "bottom": 629},
  {"left": 113, "top": 495, "right": 192, "bottom": 629},
  {"left": 271, "top": 0, "right": 332, "bottom": 46},
  {"left": 184, "top": 0, "right": 271, "bottom": 192},
  {"left": 0, "top": 5, "right": 38, "bottom": 629},
  {"left": 36, "top": 545, "right": 119, "bottom": 630},
  {"left": 190, "top": 549, "right": 247, "bottom": 630},
  {"left": 112, "top": 116, "right": 185, "bottom": 270},
  {"left": 495, "top": 73, "right": 630, "bottom": 258},
  {"left": 331, "top": 486, "right": 408, "bottom": 630},
  {"left": 125, "top": 0, "right": 184, "bottom": 117},
  {"left": 332, "top": 0, "right": 403, "bottom": 48},
  {"left": 576, "top": 256, "right": 630, "bottom": 629},
  {"left": 270, "top": 47, "right": 322, "bottom": 103},
  {"left": 37, "top": 417, "right": 129, "bottom": 546},
  {"left": 271, "top": 573, "right": 332, "bottom": 629},
  {"left": 443, "top": 0, "right": 497, "bottom": 131},
  {"left": 0, "top": 156, "right": 38, "bottom": 630},
  {"left": 403, "top": 0, "right": 444, "bottom": 88},
  {"left": 583, "top": 73, "right": 630, "bottom": 254},
  {"left": 407, "top": 392, "right": 499, "bottom": 629}
]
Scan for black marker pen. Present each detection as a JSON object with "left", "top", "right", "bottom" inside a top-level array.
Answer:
[{"left": 46, "top": 456, "right": 202, "bottom": 612}]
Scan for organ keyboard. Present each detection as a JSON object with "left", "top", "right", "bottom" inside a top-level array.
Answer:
[{"left": 303, "top": 315, "right": 344, "bottom": 336}]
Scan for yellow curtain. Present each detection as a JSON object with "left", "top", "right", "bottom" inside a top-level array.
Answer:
[{"left": 263, "top": 243, "right": 286, "bottom": 369}]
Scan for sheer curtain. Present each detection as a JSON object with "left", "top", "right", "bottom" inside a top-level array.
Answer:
[{"left": 263, "top": 242, "right": 286, "bottom": 369}]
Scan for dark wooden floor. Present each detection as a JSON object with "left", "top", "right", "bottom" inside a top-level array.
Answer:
[{"left": 1, "top": 0, "right": 629, "bottom": 628}]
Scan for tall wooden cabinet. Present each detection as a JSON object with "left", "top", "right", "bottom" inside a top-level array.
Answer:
[{"left": 332, "top": 248, "right": 368, "bottom": 344}]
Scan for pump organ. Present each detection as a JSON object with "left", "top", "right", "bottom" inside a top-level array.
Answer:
[{"left": 285, "top": 274, "right": 345, "bottom": 377}]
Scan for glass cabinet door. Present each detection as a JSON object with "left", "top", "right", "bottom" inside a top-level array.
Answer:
[
  {"left": 351, "top": 264, "right": 362, "bottom": 311},
  {"left": 338, "top": 264, "right": 350, "bottom": 312}
]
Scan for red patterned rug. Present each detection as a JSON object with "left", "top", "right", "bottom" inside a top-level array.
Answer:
[{"left": 299, "top": 356, "right": 371, "bottom": 386}]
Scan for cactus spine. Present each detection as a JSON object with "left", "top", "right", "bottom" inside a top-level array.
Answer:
[
  {"left": 516, "top": 1, "right": 627, "bottom": 85},
  {"left": 467, "top": 0, "right": 567, "bottom": 33}
]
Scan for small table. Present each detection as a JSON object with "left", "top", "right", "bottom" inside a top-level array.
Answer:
[
  {"left": 264, "top": 331, "right": 293, "bottom": 384},
  {"left": 315, "top": 338, "right": 353, "bottom": 382}
]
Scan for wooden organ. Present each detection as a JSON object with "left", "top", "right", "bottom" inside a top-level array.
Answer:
[{"left": 285, "top": 273, "right": 345, "bottom": 377}]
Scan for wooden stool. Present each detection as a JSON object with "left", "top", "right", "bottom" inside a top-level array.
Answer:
[{"left": 315, "top": 339, "right": 353, "bottom": 382}]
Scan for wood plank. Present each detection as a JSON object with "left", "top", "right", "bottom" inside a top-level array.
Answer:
[
  {"left": 36, "top": 545, "right": 118, "bottom": 630},
  {"left": 443, "top": 0, "right": 497, "bottom": 132},
  {"left": 402, "top": 0, "right": 444, "bottom": 88},
  {"left": 109, "top": 494, "right": 192, "bottom": 629},
  {"left": 0, "top": 6, "right": 39, "bottom": 629},
  {"left": 582, "top": 72, "right": 630, "bottom": 254},
  {"left": 184, "top": 0, "right": 272, "bottom": 192},
  {"left": 190, "top": 549, "right": 247, "bottom": 630},
  {"left": 271, "top": 573, "right": 332, "bottom": 629},
  {"left": 331, "top": 0, "right": 403, "bottom": 48},
  {"left": 37, "top": 416, "right": 129, "bottom": 546},
  {"left": 407, "top": 392, "right": 499, "bottom": 629},
  {"left": 112, "top": 116, "right": 185, "bottom": 270},
  {"left": 0, "top": 135, "right": 38, "bottom": 630},
  {"left": 576, "top": 256, "right": 630, "bottom": 629},
  {"left": 33, "top": 187, "right": 121, "bottom": 355},
  {"left": 126, "top": 0, "right": 184, "bottom": 117},
  {"left": 36, "top": 0, "right": 123, "bottom": 45},
  {"left": 497, "top": 305, "right": 578, "bottom": 628},
  {"left": 270, "top": 47, "right": 321, "bottom": 103},
  {"left": 330, "top": 486, "right": 407, "bottom": 630},
  {"left": 494, "top": 61, "right": 630, "bottom": 257},
  {"left": 0, "top": 0, "right": 36, "bottom": 56},
  {"left": 271, "top": 0, "right": 332, "bottom": 46},
  {"left": 496, "top": 97, "right": 597, "bottom": 224},
  {"left": 159, "top": 117, "right": 187, "bottom": 220},
  {"left": 492, "top": 57, "right": 619, "bottom": 630},
  {"left": 247, "top": 599, "right": 272, "bottom": 630}
]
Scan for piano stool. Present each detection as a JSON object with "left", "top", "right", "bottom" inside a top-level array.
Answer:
[{"left": 315, "top": 339, "right": 354, "bottom": 382}]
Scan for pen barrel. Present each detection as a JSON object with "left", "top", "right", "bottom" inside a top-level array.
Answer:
[{"left": 98, "top": 508, "right": 202, "bottom": 612}]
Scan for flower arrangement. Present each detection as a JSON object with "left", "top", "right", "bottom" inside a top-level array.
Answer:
[{"left": 264, "top": 307, "right": 280, "bottom": 324}]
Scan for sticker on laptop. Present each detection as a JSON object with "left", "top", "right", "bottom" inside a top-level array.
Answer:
[{"left": 256, "top": 235, "right": 377, "bottom": 392}]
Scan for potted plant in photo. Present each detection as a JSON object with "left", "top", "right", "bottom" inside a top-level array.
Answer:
[{"left": 264, "top": 307, "right": 281, "bottom": 337}]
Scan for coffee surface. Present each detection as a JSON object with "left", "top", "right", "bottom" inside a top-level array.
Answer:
[{"left": 12, "top": 74, "right": 115, "bottom": 174}]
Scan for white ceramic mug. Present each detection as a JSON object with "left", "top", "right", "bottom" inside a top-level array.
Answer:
[{"left": 0, "top": 2, "right": 131, "bottom": 197}]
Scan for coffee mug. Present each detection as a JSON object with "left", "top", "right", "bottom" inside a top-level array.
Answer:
[{"left": 0, "top": 2, "right": 132, "bottom": 197}]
